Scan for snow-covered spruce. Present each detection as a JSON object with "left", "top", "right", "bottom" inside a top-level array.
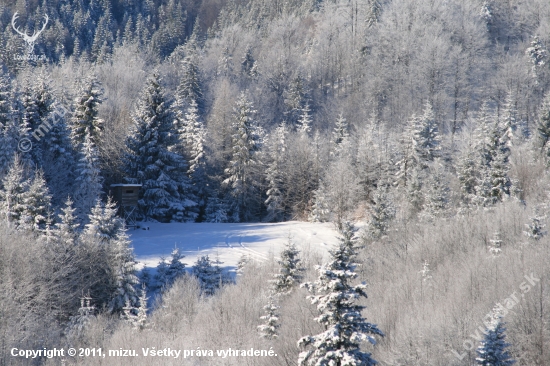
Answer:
[
  {"left": 155, "top": 247, "right": 187, "bottom": 291},
  {"left": 258, "top": 294, "right": 280, "bottom": 340},
  {"left": 524, "top": 215, "right": 546, "bottom": 241},
  {"left": 107, "top": 225, "right": 140, "bottom": 314},
  {"left": 124, "top": 72, "right": 196, "bottom": 222},
  {"left": 73, "top": 127, "right": 103, "bottom": 223},
  {"left": 270, "top": 237, "right": 304, "bottom": 295},
  {"left": 476, "top": 319, "right": 516, "bottom": 366},
  {"left": 192, "top": 255, "right": 230, "bottom": 296},
  {"left": 84, "top": 197, "right": 124, "bottom": 243},
  {"left": 223, "top": 92, "right": 262, "bottom": 222},
  {"left": 308, "top": 180, "right": 330, "bottom": 223},
  {"left": 298, "top": 222, "right": 383, "bottom": 366},
  {"left": 264, "top": 122, "right": 288, "bottom": 222},
  {"left": 366, "top": 184, "right": 396, "bottom": 239},
  {"left": 70, "top": 74, "right": 104, "bottom": 147},
  {"left": 18, "top": 169, "right": 52, "bottom": 232}
]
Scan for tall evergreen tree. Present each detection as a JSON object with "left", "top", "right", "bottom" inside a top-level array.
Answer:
[
  {"left": 70, "top": 75, "right": 104, "bottom": 147},
  {"left": 108, "top": 226, "right": 140, "bottom": 314},
  {"left": 331, "top": 113, "right": 349, "bottom": 157},
  {"left": 124, "top": 73, "right": 195, "bottom": 222},
  {"left": 298, "top": 222, "right": 383, "bottom": 365},
  {"left": 412, "top": 101, "right": 440, "bottom": 168},
  {"left": 366, "top": 184, "right": 396, "bottom": 239},
  {"left": 223, "top": 92, "right": 262, "bottom": 222},
  {"left": 176, "top": 50, "right": 204, "bottom": 113},
  {"left": 73, "top": 128, "right": 103, "bottom": 223},
  {"left": 0, "top": 155, "right": 28, "bottom": 226},
  {"left": 264, "top": 123, "right": 288, "bottom": 222},
  {"left": 18, "top": 169, "right": 51, "bottom": 232},
  {"left": 177, "top": 99, "right": 208, "bottom": 220}
]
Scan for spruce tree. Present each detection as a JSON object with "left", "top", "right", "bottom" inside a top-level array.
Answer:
[
  {"left": 124, "top": 72, "right": 195, "bottom": 222},
  {"left": 524, "top": 215, "right": 546, "bottom": 240},
  {"left": 0, "top": 72, "right": 11, "bottom": 129},
  {"left": 412, "top": 101, "right": 440, "bottom": 168},
  {"left": 283, "top": 76, "right": 307, "bottom": 127},
  {"left": 66, "top": 295, "right": 96, "bottom": 341},
  {"left": 223, "top": 92, "right": 262, "bottom": 222},
  {"left": 0, "top": 155, "right": 28, "bottom": 226},
  {"left": 154, "top": 257, "right": 169, "bottom": 291},
  {"left": 52, "top": 197, "right": 80, "bottom": 246},
  {"left": 84, "top": 197, "right": 124, "bottom": 243},
  {"left": 271, "top": 238, "right": 304, "bottom": 295},
  {"left": 331, "top": 113, "right": 349, "bottom": 157},
  {"left": 297, "top": 102, "right": 313, "bottom": 137},
  {"left": 73, "top": 128, "right": 103, "bottom": 223},
  {"left": 176, "top": 51, "right": 203, "bottom": 113},
  {"left": 422, "top": 164, "right": 450, "bottom": 220},
  {"left": 298, "top": 222, "right": 383, "bottom": 365},
  {"left": 19, "top": 169, "right": 52, "bottom": 232},
  {"left": 265, "top": 123, "right": 288, "bottom": 222},
  {"left": 108, "top": 226, "right": 140, "bottom": 314},
  {"left": 177, "top": 99, "right": 207, "bottom": 220},
  {"left": 366, "top": 184, "right": 396, "bottom": 239},
  {"left": 70, "top": 75, "right": 104, "bottom": 147},
  {"left": 164, "top": 248, "right": 186, "bottom": 288},
  {"left": 476, "top": 320, "right": 516, "bottom": 365},
  {"left": 308, "top": 180, "right": 330, "bottom": 223},
  {"left": 192, "top": 255, "right": 228, "bottom": 296},
  {"left": 258, "top": 295, "right": 280, "bottom": 340}
]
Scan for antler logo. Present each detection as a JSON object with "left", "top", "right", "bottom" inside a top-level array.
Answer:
[{"left": 12, "top": 12, "right": 49, "bottom": 55}]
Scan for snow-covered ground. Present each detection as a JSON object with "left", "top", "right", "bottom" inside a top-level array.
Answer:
[{"left": 130, "top": 221, "right": 340, "bottom": 272}]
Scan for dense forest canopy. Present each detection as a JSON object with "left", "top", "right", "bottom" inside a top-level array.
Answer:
[{"left": 0, "top": 0, "right": 550, "bottom": 365}]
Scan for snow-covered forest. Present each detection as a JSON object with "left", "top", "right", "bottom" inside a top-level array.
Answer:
[{"left": 1, "top": 0, "right": 550, "bottom": 364}]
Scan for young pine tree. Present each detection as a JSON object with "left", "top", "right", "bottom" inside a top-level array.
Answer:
[
  {"left": 84, "top": 197, "right": 124, "bottom": 243},
  {"left": 165, "top": 248, "right": 186, "bottom": 287},
  {"left": 308, "top": 180, "right": 330, "bottom": 223},
  {"left": 524, "top": 215, "right": 546, "bottom": 241},
  {"left": 258, "top": 294, "right": 280, "bottom": 340},
  {"left": 52, "top": 197, "right": 80, "bottom": 246},
  {"left": 298, "top": 222, "right": 384, "bottom": 366},
  {"left": 66, "top": 295, "right": 96, "bottom": 341},
  {"left": 270, "top": 238, "right": 304, "bottom": 295},
  {"left": 192, "top": 255, "right": 228, "bottom": 296}
]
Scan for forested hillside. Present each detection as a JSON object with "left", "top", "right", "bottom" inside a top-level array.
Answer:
[{"left": 0, "top": 0, "right": 550, "bottom": 364}]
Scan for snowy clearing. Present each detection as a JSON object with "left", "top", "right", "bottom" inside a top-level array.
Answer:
[{"left": 129, "top": 221, "right": 341, "bottom": 272}]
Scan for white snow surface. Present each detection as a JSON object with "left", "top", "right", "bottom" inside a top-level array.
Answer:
[{"left": 130, "top": 221, "right": 340, "bottom": 271}]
